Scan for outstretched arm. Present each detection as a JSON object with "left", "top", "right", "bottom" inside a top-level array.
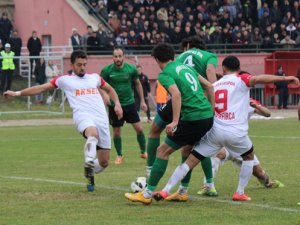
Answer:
[
  {"left": 4, "top": 83, "right": 55, "bottom": 97},
  {"left": 206, "top": 64, "right": 217, "bottom": 83},
  {"left": 250, "top": 74, "right": 299, "bottom": 86}
]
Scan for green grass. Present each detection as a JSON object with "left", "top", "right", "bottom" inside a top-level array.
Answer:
[{"left": 0, "top": 119, "right": 300, "bottom": 225}]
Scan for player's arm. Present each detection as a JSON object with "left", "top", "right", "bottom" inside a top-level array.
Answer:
[
  {"left": 99, "top": 89, "right": 110, "bottom": 106},
  {"left": 249, "top": 74, "right": 299, "bottom": 86},
  {"left": 198, "top": 75, "right": 215, "bottom": 110},
  {"left": 101, "top": 82, "right": 123, "bottom": 119},
  {"left": 166, "top": 84, "right": 181, "bottom": 136},
  {"left": 250, "top": 99, "right": 271, "bottom": 117},
  {"left": 206, "top": 64, "right": 217, "bottom": 83},
  {"left": 134, "top": 78, "right": 147, "bottom": 112},
  {"left": 3, "top": 83, "right": 55, "bottom": 97}
]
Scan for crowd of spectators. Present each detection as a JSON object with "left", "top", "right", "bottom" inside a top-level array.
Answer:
[{"left": 83, "top": 0, "right": 300, "bottom": 51}]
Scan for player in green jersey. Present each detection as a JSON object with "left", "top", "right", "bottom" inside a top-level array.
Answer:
[
  {"left": 145, "top": 36, "right": 218, "bottom": 201},
  {"left": 125, "top": 43, "right": 214, "bottom": 204},
  {"left": 101, "top": 47, "right": 147, "bottom": 165}
]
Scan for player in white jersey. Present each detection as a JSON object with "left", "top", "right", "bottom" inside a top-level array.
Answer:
[
  {"left": 3, "top": 50, "right": 123, "bottom": 192},
  {"left": 198, "top": 97, "right": 284, "bottom": 195},
  {"left": 152, "top": 55, "right": 299, "bottom": 202}
]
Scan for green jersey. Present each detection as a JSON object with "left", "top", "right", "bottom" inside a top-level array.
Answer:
[
  {"left": 176, "top": 48, "right": 218, "bottom": 79},
  {"left": 101, "top": 62, "right": 138, "bottom": 106},
  {"left": 158, "top": 61, "right": 213, "bottom": 121}
]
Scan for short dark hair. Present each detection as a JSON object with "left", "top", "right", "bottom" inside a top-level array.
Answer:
[
  {"left": 181, "top": 36, "right": 206, "bottom": 50},
  {"left": 222, "top": 55, "right": 240, "bottom": 71},
  {"left": 113, "top": 46, "right": 124, "bottom": 54},
  {"left": 70, "top": 50, "right": 87, "bottom": 64},
  {"left": 151, "top": 43, "right": 174, "bottom": 62}
]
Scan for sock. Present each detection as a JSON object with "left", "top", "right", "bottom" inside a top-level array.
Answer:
[
  {"left": 237, "top": 160, "right": 254, "bottom": 194},
  {"left": 147, "top": 158, "right": 168, "bottom": 191},
  {"left": 163, "top": 163, "right": 190, "bottom": 194},
  {"left": 84, "top": 137, "right": 98, "bottom": 160},
  {"left": 201, "top": 157, "right": 214, "bottom": 189},
  {"left": 93, "top": 159, "right": 105, "bottom": 174},
  {"left": 180, "top": 156, "right": 192, "bottom": 189},
  {"left": 137, "top": 133, "right": 146, "bottom": 153},
  {"left": 113, "top": 137, "right": 122, "bottom": 156},
  {"left": 212, "top": 157, "right": 222, "bottom": 179},
  {"left": 146, "top": 137, "right": 160, "bottom": 177}
]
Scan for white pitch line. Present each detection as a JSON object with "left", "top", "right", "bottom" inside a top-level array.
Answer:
[
  {"left": 250, "top": 135, "right": 300, "bottom": 140},
  {"left": 1, "top": 175, "right": 300, "bottom": 213}
]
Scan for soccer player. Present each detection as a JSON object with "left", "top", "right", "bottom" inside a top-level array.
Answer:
[
  {"left": 101, "top": 47, "right": 147, "bottom": 164},
  {"left": 154, "top": 55, "right": 299, "bottom": 202},
  {"left": 198, "top": 98, "right": 284, "bottom": 195},
  {"left": 124, "top": 43, "right": 214, "bottom": 205},
  {"left": 3, "top": 50, "right": 123, "bottom": 192},
  {"left": 145, "top": 36, "right": 218, "bottom": 201}
]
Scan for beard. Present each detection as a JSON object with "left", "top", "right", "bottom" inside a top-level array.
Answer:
[{"left": 77, "top": 73, "right": 85, "bottom": 77}]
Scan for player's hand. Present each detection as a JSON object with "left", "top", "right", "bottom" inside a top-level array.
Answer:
[
  {"left": 287, "top": 76, "right": 299, "bottom": 85},
  {"left": 249, "top": 98, "right": 261, "bottom": 108},
  {"left": 114, "top": 104, "right": 123, "bottom": 120},
  {"left": 3, "top": 90, "right": 19, "bottom": 97},
  {"left": 165, "top": 122, "right": 178, "bottom": 136},
  {"left": 140, "top": 101, "right": 147, "bottom": 113}
]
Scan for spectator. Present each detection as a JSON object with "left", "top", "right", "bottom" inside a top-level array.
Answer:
[
  {"left": 251, "top": 27, "right": 263, "bottom": 45},
  {"left": 269, "top": 0, "right": 282, "bottom": 25},
  {"left": 98, "top": 0, "right": 108, "bottom": 20},
  {"left": 0, "top": 12, "right": 13, "bottom": 44},
  {"left": 108, "top": 12, "right": 121, "bottom": 34},
  {"left": 0, "top": 43, "right": 15, "bottom": 93},
  {"left": 280, "top": 35, "right": 296, "bottom": 48},
  {"left": 45, "top": 60, "right": 59, "bottom": 104},
  {"left": 82, "top": 25, "right": 93, "bottom": 52},
  {"left": 275, "top": 65, "right": 289, "bottom": 109},
  {"left": 8, "top": 30, "right": 22, "bottom": 77},
  {"left": 135, "top": 65, "right": 151, "bottom": 122},
  {"left": 34, "top": 58, "right": 46, "bottom": 104},
  {"left": 87, "top": 31, "right": 100, "bottom": 55},
  {"left": 171, "top": 26, "right": 183, "bottom": 44},
  {"left": 258, "top": 2, "right": 269, "bottom": 20},
  {"left": 69, "top": 28, "right": 83, "bottom": 51},
  {"left": 127, "top": 30, "right": 139, "bottom": 45},
  {"left": 291, "top": 0, "right": 300, "bottom": 21},
  {"left": 96, "top": 23, "right": 108, "bottom": 47},
  {"left": 115, "top": 31, "right": 128, "bottom": 46},
  {"left": 27, "top": 30, "right": 42, "bottom": 78},
  {"left": 106, "top": 30, "right": 117, "bottom": 49}
]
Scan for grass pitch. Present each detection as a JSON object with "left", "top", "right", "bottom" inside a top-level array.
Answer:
[{"left": 0, "top": 118, "right": 299, "bottom": 225}]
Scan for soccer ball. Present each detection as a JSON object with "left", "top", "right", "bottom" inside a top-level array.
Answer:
[{"left": 130, "top": 176, "right": 147, "bottom": 193}]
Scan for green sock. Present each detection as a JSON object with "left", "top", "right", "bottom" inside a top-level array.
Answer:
[
  {"left": 147, "top": 158, "right": 168, "bottom": 191},
  {"left": 113, "top": 137, "right": 122, "bottom": 156},
  {"left": 146, "top": 137, "right": 160, "bottom": 167},
  {"left": 137, "top": 133, "right": 146, "bottom": 153},
  {"left": 181, "top": 156, "right": 192, "bottom": 188},
  {"left": 201, "top": 157, "right": 213, "bottom": 184}
]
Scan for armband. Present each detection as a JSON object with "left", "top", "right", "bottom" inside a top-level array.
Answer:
[{"left": 15, "top": 91, "right": 21, "bottom": 96}]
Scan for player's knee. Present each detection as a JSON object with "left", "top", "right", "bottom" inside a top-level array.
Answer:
[
  {"left": 216, "top": 148, "right": 226, "bottom": 160},
  {"left": 100, "top": 160, "right": 109, "bottom": 168}
]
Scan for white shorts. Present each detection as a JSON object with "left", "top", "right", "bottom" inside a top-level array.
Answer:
[
  {"left": 194, "top": 126, "right": 253, "bottom": 158},
  {"left": 74, "top": 114, "right": 111, "bottom": 150}
]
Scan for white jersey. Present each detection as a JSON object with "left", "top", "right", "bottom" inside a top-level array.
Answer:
[
  {"left": 214, "top": 73, "right": 253, "bottom": 136},
  {"left": 51, "top": 73, "right": 107, "bottom": 121}
]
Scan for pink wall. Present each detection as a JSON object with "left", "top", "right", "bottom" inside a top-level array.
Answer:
[
  {"left": 14, "top": 0, "right": 87, "bottom": 46},
  {"left": 64, "top": 53, "right": 268, "bottom": 80}
]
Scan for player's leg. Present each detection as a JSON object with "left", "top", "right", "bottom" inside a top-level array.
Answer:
[
  {"left": 126, "top": 103, "right": 146, "bottom": 158},
  {"left": 146, "top": 100, "right": 171, "bottom": 177},
  {"left": 82, "top": 126, "right": 99, "bottom": 192},
  {"left": 108, "top": 105, "right": 125, "bottom": 164},
  {"left": 125, "top": 142, "right": 175, "bottom": 204}
]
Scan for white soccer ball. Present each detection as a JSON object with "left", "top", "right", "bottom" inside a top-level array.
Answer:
[{"left": 130, "top": 176, "right": 147, "bottom": 193}]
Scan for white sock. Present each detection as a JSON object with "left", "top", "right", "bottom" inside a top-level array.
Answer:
[
  {"left": 177, "top": 185, "right": 188, "bottom": 194},
  {"left": 212, "top": 157, "right": 222, "bottom": 179},
  {"left": 237, "top": 160, "right": 254, "bottom": 194},
  {"left": 84, "top": 137, "right": 98, "bottom": 161},
  {"left": 143, "top": 188, "right": 152, "bottom": 198},
  {"left": 93, "top": 159, "right": 105, "bottom": 174},
  {"left": 162, "top": 163, "right": 190, "bottom": 194}
]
